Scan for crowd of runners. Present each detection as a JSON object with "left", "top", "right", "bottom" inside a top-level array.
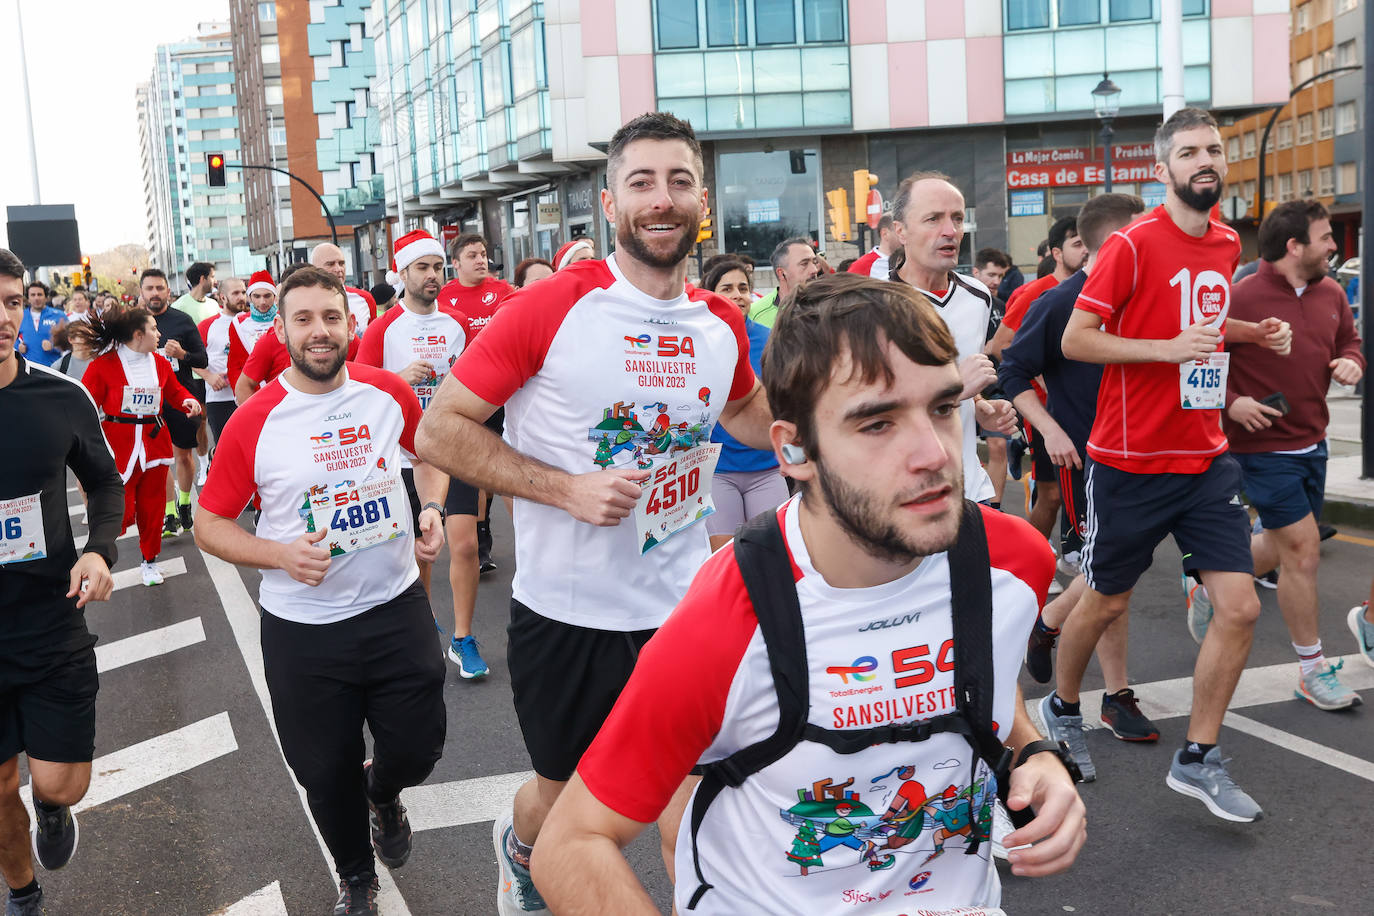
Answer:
[{"left": 0, "top": 106, "right": 1370, "bottom": 916}]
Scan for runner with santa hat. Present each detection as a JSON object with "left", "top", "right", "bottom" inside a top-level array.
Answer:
[
  {"left": 552, "top": 238, "right": 595, "bottom": 270},
  {"left": 227, "top": 270, "right": 280, "bottom": 391}
]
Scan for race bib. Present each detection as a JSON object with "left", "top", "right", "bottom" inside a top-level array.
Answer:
[
  {"left": 414, "top": 384, "right": 438, "bottom": 410},
  {"left": 0, "top": 493, "right": 47, "bottom": 565},
  {"left": 633, "top": 445, "right": 720, "bottom": 554},
  {"left": 121, "top": 385, "right": 162, "bottom": 415},
  {"left": 156, "top": 348, "right": 180, "bottom": 372},
  {"left": 303, "top": 475, "right": 409, "bottom": 557},
  {"left": 1180, "top": 352, "right": 1229, "bottom": 409}
]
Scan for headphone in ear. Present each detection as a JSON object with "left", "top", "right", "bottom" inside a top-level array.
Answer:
[{"left": 780, "top": 443, "right": 807, "bottom": 465}]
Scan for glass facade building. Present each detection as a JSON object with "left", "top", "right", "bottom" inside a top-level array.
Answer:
[{"left": 309, "top": 0, "right": 387, "bottom": 223}]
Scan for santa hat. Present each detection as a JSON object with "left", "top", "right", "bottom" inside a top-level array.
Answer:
[
  {"left": 392, "top": 229, "right": 445, "bottom": 275},
  {"left": 554, "top": 238, "right": 594, "bottom": 270},
  {"left": 246, "top": 270, "right": 276, "bottom": 296}
]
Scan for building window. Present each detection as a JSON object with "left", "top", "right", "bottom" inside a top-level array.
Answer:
[
  {"left": 1227, "top": 136, "right": 1240, "bottom": 161},
  {"left": 1339, "top": 161, "right": 1358, "bottom": 194},
  {"left": 258, "top": 1, "right": 276, "bottom": 21},
  {"left": 1277, "top": 121, "right": 1292, "bottom": 149},
  {"left": 1279, "top": 173, "right": 1293, "bottom": 201},
  {"left": 1319, "top": 107, "right": 1334, "bottom": 138},
  {"left": 261, "top": 42, "right": 280, "bottom": 65},
  {"left": 1319, "top": 166, "right": 1334, "bottom": 195},
  {"left": 1241, "top": 180, "right": 1255, "bottom": 206},
  {"left": 1007, "top": 0, "right": 1050, "bottom": 30},
  {"left": 1183, "top": 0, "right": 1207, "bottom": 12},
  {"left": 1297, "top": 113, "right": 1313, "bottom": 143},
  {"left": 1337, "top": 39, "right": 1357, "bottom": 67},
  {"left": 707, "top": 0, "right": 748, "bottom": 46},
  {"left": 1243, "top": 131, "right": 1256, "bottom": 157},
  {"left": 1337, "top": 100, "right": 1358, "bottom": 134},
  {"left": 1294, "top": 56, "right": 1313, "bottom": 83},
  {"left": 1319, "top": 47, "right": 1335, "bottom": 71},
  {"left": 1316, "top": 0, "right": 1333, "bottom": 19},
  {"left": 1110, "top": 0, "right": 1152, "bottom": 21},
  {"left": 1059, "top": 0, "right": 1098, "bottom": 25},
  {"left": 756, "top": 0, "right": 795, "bottom": 43},
  {"left": 1264, "top": 176, "right": 1273, "bottom": 201},
  {"left": 802, "top": 0, "right": 844, "bottom": 42},
  {"left": 656, "top": 0, "right": 699, "bottom": 49},
  {"left": 1294, "top": 3, "right": 1309, "bottom": 32},
  {"left": 1299, "top": 170, "right": 1313, "bottom": 197}
]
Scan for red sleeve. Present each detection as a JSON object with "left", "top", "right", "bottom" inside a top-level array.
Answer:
[
  {"left": 1332, "top": 285, "right": 1366, "bottom": 367},
  {"left": 848, "top": 251, "right": 878, "bottom": 274},
  {"left": 347, "top": 363, "right": 423, "bottom": 456},
  {"left": 347, "top": 334, "right": 361, "bottom": 361},
  {"left": 454, "top": 263, "right": 615, "bottom": 405},
  {"left": 355, "top": 305, "right": 396, "bottom": 368},
  {"left": 157, "top": 354, "right": 197, "bottom": 413},
  {"left": 1076, "top": 231, "right": 1137, "bottom": 321},
  {"left": 242, "top": 330, "right": 278, "bottom": 383},
  {"left": 1002, "top": 288, "right": 1029, "bottom": 332},
  {"left": 199, "top": 385, "right": 287, "bottom": 518},
  {"left": 227, "top": 320, "right": 249, "bottom": 386},
  {"left": 694, "top": 288, "right": 756, "bottom": 402},
  {"left": 578, "top": 547, "right": 761, "bottom": 823},
  {"left": 80, "top": 354, "right": 112, "bottom": 408},
  {"left": 981, "top": 504, "right": 1056, "bottom": 609},
  {"left": 197, "top": 316, "right": 216, "bottom": 346}
]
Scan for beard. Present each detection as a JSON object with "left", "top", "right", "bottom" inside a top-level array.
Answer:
[
  {"left": 813, "top": 456, "right": 963, "bottom": 565},
  {"left": 1302, "top": 252, "right": 1330, "bottom": 282},
  {"left": 287, "top": 335, "right": 347, "bottom": 382},
  {"left": 1173, "top": 169, "right": 1223, "bottom": 212},
  {"left": 615, "top": 210, "right": 698, "bottom": 270}
]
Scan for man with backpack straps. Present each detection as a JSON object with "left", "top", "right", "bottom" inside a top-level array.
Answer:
[{"left": 533, "top": 274, "right": 1085, "bottom": 915}]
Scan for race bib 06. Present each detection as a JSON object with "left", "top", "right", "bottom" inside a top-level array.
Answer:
[
  {"left": 0, "top": 493, "right": 47, "bottom": 565},
  {"left": 303, "top": 475, "right": 409, "bottom": 557},
  {"left": 633, "top": 444, "right": 720, "bottom": 554}
]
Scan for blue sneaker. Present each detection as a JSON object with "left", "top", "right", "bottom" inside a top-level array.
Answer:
[
  {"left": 1348, "top": 604, "right": 1374, "bottom": 668},
  {"left": 449, "top": 635, "right": 489, "bottom": 679},
  {"left": 494, "top": 815, "right": 547, "bottom": 914}
]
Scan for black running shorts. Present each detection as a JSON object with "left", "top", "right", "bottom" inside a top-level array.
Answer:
[{"left": 0, "top": 626, "right": 99, "bottom": 764}]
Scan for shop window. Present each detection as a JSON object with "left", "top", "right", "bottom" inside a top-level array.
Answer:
[
  {"left": 802, "top": 0, "right": 844, "bottom": 42},
  {"left": 1109, "top": 0, "right": 1152, "bottom": 21},
  {"left": 657, "top": 0, "right": 699, "bottom": 49},
  {"left": 1058, "top": 0, "right": 1097, "bottom": 25},
  {"left": 1007, "top": 0, "right": 1050, "bottom": 30},
  {"left": 707, "top": 0, "right": 748, "bottom": 47}
]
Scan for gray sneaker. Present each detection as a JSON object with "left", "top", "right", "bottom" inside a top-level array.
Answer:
[
  {"left": 5, "top": 887, "right": 44, "bottom": 916},
  {"left": 1166, "top": 748, "right": 1263, "bottom": 822},
  {"left": 1183, "top": 573, "right": 1212, "bottom": 646},
  {"left": 1347, "top": 604, "right": 1374, "bottom": 668},
  {"left": 1038, "top": 694, "right": 1096, "bottom": 782},
  {"left": 1296, "top": 659, "right": 1362, "bottom": 711}
]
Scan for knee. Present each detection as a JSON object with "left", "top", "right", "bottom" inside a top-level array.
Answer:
[
  {"left": 1288, "top": 543, "right": 1321, "bottom": 578},
  {"left": 1215, "top": 591, "right": 1261, "bottom": 628},
  {"left": 31, "top": 770, "right": 90, "bottom": 808},
  {"left": 450, "top": 531, "right": 478, "bottom": 562}
]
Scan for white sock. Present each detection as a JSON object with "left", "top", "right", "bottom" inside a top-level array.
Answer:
[{"left": 1293, "top": 641, "right": 1325, "bottom": 676}]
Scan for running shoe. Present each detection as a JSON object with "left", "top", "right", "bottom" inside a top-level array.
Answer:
[
  {"left": 1347, "top": 603, "right": 1374, "bottom": 668},
  {"left": 494, "top": 814, "right": 547, "bottom": 914},
  {"left": 1024, "top": 620, "right": 1059, "bottom": 684},
  {"left": 1254, "top": 569, "right": 1278, "bottom": 590},
  {"left": 1037, "top": 694, "right": 1095, "bottom": 782},
  {"left": 1295, "top": 659, "right": 1362, "bottom": 711},
  {"left": 1165, "top": 748, "right": 1263, "bottom": 823},
  {"left": 1319, "top": 523, "right": 1338, "bottom": 541},
  {"left": 195, "top": 456, "right": 209, "bottom": 487},
  {"left": 177, "top": 502, "right": 195, "bottom": 532},
  {"left": 449, "top": 635, "right": 489, "bottom": 679},
  {"left": 31, "top": 803, "right": 78, "bottom": 871},
  {"left": 1100, "top": 688, "right": 1160, "bottom": 741},
  {"left": 333, "top": 874, "right": 379, "bottom": 916},
  {"left": 1182, "top": 573, "right": 1212, "bottom": 646},
  {"left": 1047, "top": 576, "right": 1064, "bottom": 596},
  {"left": 161, "top": 514, "right": 180, "bottom": 539},
  {"left": 4, "top": 887, "right": 44, "bottom": 916},
  {"left": 479, "top": 552, "right": 498, "bottom": 574},
  {"left": 140, "top": 561, "right": 165, "bottom": 587},
  {"left": 364, "top": 761, "right": 412, "bottom": 868},
  {"left": 1056, "top": 550, "right": 1081, "bottom": 579}
]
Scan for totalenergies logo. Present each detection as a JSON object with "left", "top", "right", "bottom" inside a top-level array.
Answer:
[
  {"left": 624, "top": 333, "right": 652, "bottom": 349},
  {"left": 826, "top": 656, "right": 878, "bottom": 684}
]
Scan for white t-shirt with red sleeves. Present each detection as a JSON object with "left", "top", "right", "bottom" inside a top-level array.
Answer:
[
  {"left": 198, "top": 364, "right": 424, "bottom": 625},
  {"left": 454, "top": 253, "right": 756, "bottom": 631},
  {"left": 355, "top": 301, "right": 468, "bottom": 418},
  {"left": 346, "top": 286, "right": 377, "bottom": 334},
  {"left": 228, "top": 312, "right": 278, "bottom": 387},
  {"left": 578, "top": 497, "right": 1051, "bottom": 915},
  {"left": 1075, "top": 206, "right": 1240, "bottom": 475},
  {"left": 847, "top": 248, "right": 890, "bottom": 280},
  {"left": 198, "top": 313, "right": 235, "bottom": 403}
]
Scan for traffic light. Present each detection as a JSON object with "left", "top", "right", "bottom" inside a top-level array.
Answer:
[
  {"left": 697, "top": 204, "right": 713, "bottom": 244},
  {"left": 853, "top": 170, "right": 880, "bottom": 227},
  {"left": 826, "top": 189, "right": 851, "bottom": 241},
  {"left": 81, "top": 255, "right": 92, "bottom": 287},
  {"left": 70, "top": 271, "right": 82, "bottom": 288},
  {"left": 207, "top": 152, "right": 226, "bottom": 188}
]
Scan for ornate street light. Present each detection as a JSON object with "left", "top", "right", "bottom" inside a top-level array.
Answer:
[{"left": 1092, "top": 74, "right": 1123, "bottom": 193}]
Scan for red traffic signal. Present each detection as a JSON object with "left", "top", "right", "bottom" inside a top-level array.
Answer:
[{"left": 207, "top": 153, "right": 227, "bottom": 187}]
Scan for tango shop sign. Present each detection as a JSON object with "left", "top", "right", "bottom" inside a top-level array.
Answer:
[{"left": 1006, "top": 143, "right": 1156, "bottom": 189}]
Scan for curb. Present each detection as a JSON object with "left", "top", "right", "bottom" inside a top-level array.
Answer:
[{"left": 1322, "top": 496, "right": 1374, "bottom": 532}]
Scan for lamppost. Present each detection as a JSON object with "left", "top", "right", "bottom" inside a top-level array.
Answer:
[{"left": 1092, "top": 74, "right": 1123, "bottom": 193}]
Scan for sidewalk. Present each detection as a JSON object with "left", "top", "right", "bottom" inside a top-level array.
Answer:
[{"left": 1324, "top": 389, "right": 1374, "bottom": 528}]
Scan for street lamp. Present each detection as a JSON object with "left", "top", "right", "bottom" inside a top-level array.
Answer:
[{"left": 1092, "top": 73, "right": 1123, "bottom": 193}]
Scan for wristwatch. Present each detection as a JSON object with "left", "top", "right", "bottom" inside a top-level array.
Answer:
[
  {"left": 421, "top": 501, "right": 446, "bottom": 522},
  {"left": 1016, "top": 739, "right": 1084, "bottom": 784}
]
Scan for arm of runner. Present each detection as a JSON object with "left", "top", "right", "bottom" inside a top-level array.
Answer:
[
  {"left": 985, "top": 320, "right": 1016, "bottom": 360},
  {"left": 65, "top": 389, "right": 123, "bottom": 603},
  {"left": 1062, "top": 308, "right": 1220, "bottom": 365},
  {"left": 1010, "top": 391, "right": 1079, "bottom": 468},
  {"left": 973, "top": 395, "right": 1018, "bottom": 436},
  {"left": 531, "top": 774, "right": 660, "bottom": 916},
  {"left": 233, "top": 372, "right": 260, "bottom": 405},
  {"left": 1226, "top": 396, "right": 1284, "bottom": 433},
  {"left": 195, "top": 509, "right": 332, "bottom": 585},
  {"left": 716, "top": 379, "right": 774, "bottom": 449},
  {"left": 180, "top": 321, "right": 209, "bottom": 369},
  {"left": 1225, "top": 317, "right": 1292, "bottom": 355},
  {"left": 410, "top": 459, "right": 448, "bottom": 564},
  {"left": 163, "top": 365, "right": 202, "bottom": 417},
  {"left": 958, "top": 354, "right": 998, "bottom": 401},
  {"left": 1001, "top": 685, "right": 1086, "bottom": 878}
]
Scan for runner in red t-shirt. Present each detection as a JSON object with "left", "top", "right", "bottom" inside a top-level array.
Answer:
[{"left": 1044, "top": 109, "right": 1293, "bottom": 823}]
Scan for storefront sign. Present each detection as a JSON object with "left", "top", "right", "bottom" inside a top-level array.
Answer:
[
  {"left": 1006, "top": 144, "right": 1157, "bottom": 189},
  {"left": 747, "top": 198, "right": 781, "bottom": 223},
  {"left": 1141, "top": 181, "right": 1167, "bottom": 208},
  {"left": 1009, "top": 190, "right": 1046, "bottom": 217},
  {"left": 566, "top": 180, "right": 597, "bottom": 220},
  {"left": 536, "top": 202, "right": 562, "bottom": 229}
]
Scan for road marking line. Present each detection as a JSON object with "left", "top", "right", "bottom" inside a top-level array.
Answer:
[
  {"left": 1224, "top": 712, "right": 1374, "bottom": 783},
  {"left": 407, "top": 770, "right": 533, "bottom": 833},
  {"left": 69, "top": 504, "right": 85, "bottom": 517},
  {"left": 112, "top": 555, "right": 187, "bottom": 591},
  {"left": 21, "top": 712, "right": 238, "bottom": 815},
  {"left": 211, "top": 881, "right": 288, "bottom": 916},
  {"left": 1334, "top": 533, "right": 1374, "bottom": 548},
  {"left": 200, "top": 549, "right": 413, "bottom": 915},
  {"left": 95, "top": 617, "right": 206, "bottom": 673}
]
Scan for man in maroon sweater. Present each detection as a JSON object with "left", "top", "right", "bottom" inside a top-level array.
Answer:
[{"left": 1219, "top": 200, "right": 1365, "bottom": 710}]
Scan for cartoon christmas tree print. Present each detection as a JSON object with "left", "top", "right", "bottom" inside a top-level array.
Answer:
[
  {"left": 786, "top": 821, "right": 824, "bottom": 875},
  {"left": 593, "top": 435, "right": 614, "bottom": 468}
]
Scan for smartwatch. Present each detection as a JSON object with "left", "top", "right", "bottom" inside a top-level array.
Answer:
[
  {"left": 421, "top": 501, "right": 446, "bottom": 522},
  {"left": 1016, "top": 739, "right": 1084, "bottom": 784}
]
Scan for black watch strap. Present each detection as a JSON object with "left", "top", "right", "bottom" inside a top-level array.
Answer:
[
  {"left": 1016, "top": 739, "right": 1084, "bottom": 783},
  {"left": 422, "top": 500, "right": 446, "bottom": 521}
]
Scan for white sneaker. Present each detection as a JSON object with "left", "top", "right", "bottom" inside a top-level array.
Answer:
[
  {"left": 1057, "top": 550, "right": 1081, "bottom": 578},
  {"left": 140, "top": 561, "right": 164, "bottom": 587},
  {"left": 195, "top": 457, "right": 209, "bottom": 487}
]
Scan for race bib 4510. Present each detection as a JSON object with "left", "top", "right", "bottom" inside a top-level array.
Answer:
[{"left": 633, "top": 444, "right": 720, "bottom": 554}]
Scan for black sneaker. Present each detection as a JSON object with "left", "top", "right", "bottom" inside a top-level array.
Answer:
[
  {"left": 1100, "top": 688, "right": 1160, "bottom": 742},
  {"left": 332, "top": 874, "right": 379, "bottom": 916},
  {"left": 478, "top": 552, "right": 497, "bottom": 574},
  {"left": 31, "top": 803, "right": 78, "bottom": 871},
  {"left": 177, "top": 502, "right": 194, "bottom": 532},
  {"left": 5, "top": 885, "right": 44, "bottom": 916},
  {"left": 364, "top": 762, "right": 412, "bottom": 869},
  {"left": 1025, "top": 620, "right": 1059, "bottom": 684},
  {"left": 161, "top": 514, "right": 180, "bottom": 539},
  {"left": 1319, "top": 523, "right": 1338, "bottom": 541},
  {"left": 1254, "top": 569, "right": 1279, "bottom": 590}
]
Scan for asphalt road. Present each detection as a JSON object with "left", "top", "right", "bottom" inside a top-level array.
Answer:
[{"left": 24, "top": 480, "right": 1374, "bottom": 915}]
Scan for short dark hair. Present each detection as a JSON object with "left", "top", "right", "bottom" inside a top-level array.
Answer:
[
  {"left": 1155, "top": 107, "right": 1220, "bottom": 162},
  {"left": 891, "top": 171, "right": 955, "bottom": 225},
  {"left": 1047, "top": 216, "right": 1078, "bottom": 253},
  {"left": 278, "top": 265, "right": 346, "bottom": 317},
  {"left": 974, "top": 247, "right": 1010, "bottom": 270},
  {"left": 770, "top": 236, "right": 813, "bottom": 277},
  {"left": 876, "top": 214, "right": 894, "bottom": 233},
  {"left": 1077, "top": 193, "right": 1146, "bottom": 253},
  {"left": 448, "top": 233, "right": 487, "bottom": 261},
  {"left": 26, "top": 280, "right": 47, "bottom": 296},
  {"left": 836, "top": 258, "right": 857, "bottom": 272},
  {"left": 761, "top": 273, "right": 957, "bottom": 461},
  {"left": 0, "top": 249, "right": 26, "bottom": 281},
  {"left": 1258, "top": 200, "right": 1330, "bottom": 262},
  {"left": 1036, "top": 239, "right": 1050, "bottom": 259},
  {"left": 513, "top": 257, "right": 555, "bottom": 287},
  {"left": 140, "top": 268, "right": 167, "bottom": 285},
  {"left": 186, "top": 262, "right": 215, "bottom": 287},
  {"left": 606, "top": 111, "right": 704, "bottom": 185},
  {"left": 369, "top": 282, "right": 397, "bottom": 305},
  {"left": 702, "top": 256, "right": 752, "bottom": 295}
]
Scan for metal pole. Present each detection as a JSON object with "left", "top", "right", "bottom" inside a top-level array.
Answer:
[
  {"left": 15, "top": 0, "right": 41, "bottom": 205},
  {"left": 226, "top": 163, "right": 338, "bottom": 246},
  {"left": 1363, "top": 0, "right": 1373, "bottom": 478},
  {"left": 1160, "top": 0, "right": 1185, "bottom": 120},
  {"left": 1256, "top": 66, "right": 1361, "bottom": 222},
  {"left": 269, "top": 110, "right": 286, "bottom": 270},
  {"left": 1102, "top": 122, "right": 1115, "bottom": 194}
]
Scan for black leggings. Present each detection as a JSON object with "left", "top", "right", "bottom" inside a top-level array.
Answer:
[
  {"left": 261, "top": 582, "right": 446, "bottom": 879},
  {"left": 205, "top": 400, "right": 236, "bottom": 447}
]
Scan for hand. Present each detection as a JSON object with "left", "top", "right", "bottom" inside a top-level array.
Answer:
[
  {"left": 399, "top": 361, "right": 434, "bottom": 386},
  {"left": 974, "top": 398, "right": 1018, "bottom": 437},
  {"left": 182, "top": 398, "right": 203, "bottom": 417},
  {"left": 280, "top": 527, "right": 332, "bottom": 586},
  {"left": 1041, "top": 425, "right": 1081, "bottom": 469},
  {"left": 163, "top": 339, "right": 187, "bottom": 360},
  {"left": 1002, "top": 752, "right": 1087, "bottom": 878},
  {"left": 205, "top": 372, "right": 229, "bottom": 391},
  {"left": 958, "top": 354, "right": 998, "bottom": 400},
  {"left": 41, "top": 338, "right": 53, "bottom": 352},
  {"left": 1256, "top": 317, "right": 1292, "bottom": 356},
  {"left": 67, "top": 552, "right": 113, "bottom": 609},
  {"left": 16, "top": 339, "right": 25, "bottom": 354},
  {"left": 1330, "top": 357, "right": 1364, "bottom": 386},
  {"left": 415, "top": 508, "right": 445, "bottom": 563},
  {"left": 1163, "top": 322, "right": 1222, "bottom": 363},
  {"left": 1227, "top": 396, "right": 1283, "bottom": 433},
  {"left": 563, "top": 468, "right": 650, "bottom": 526}
]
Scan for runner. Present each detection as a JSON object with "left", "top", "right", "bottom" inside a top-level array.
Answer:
[
  {"left": 415, "top": 111, "right": 773, "bottom": 915},
  {"left": 17, "top": 282, "right": 64, "bottom": 369},
  {"left": 357, "top": 230, "right": 488, "bottom": 679},
  {"left": 195, "top": 266, "right": 447, "bottom": 916},
  {"left": 845, "top": 214, "right": 899, "bottom": 279},
  {"left": 0, "top": 248, "right": 121, "bottom": 916},
  {"left": 1351, "top": 576, "right": 1374, "bottom": 667},
  {"left": 749, "top": 237, "right": 821, "bottom": 328},
  {"left": 227, "top": 271, "right": 280, "bottom": 391},
  {"left": 236, "top": 269, "right": 362, "bottom": 403},
  {"left": 71, "top": 304, "right": 203, "bottom": 586},
  {"left": 1220, "top": 200, "right": 1365, "bottom": 709},
  {"left": 311, "top": 243, "right": 378, "bottom": 334},
  {"left": 552, "top": 238, "right": 595, "bottom": 270},
  {"left": 889, "top": 172, "right": 1017, "bottom": 504},
  {"left": 197, "top": 277, "right": 247, "bottom": 447},
  {"left": 1044, "top": 108, "right": 1293, "bottom": 821},
  {"left": 513, "top": 258, "right": 555, "bottom": 288},
  {"left": 531, "top": 273, "right": 1085, "bottom": 915},
  {"left": 172, "top": 262, "right": 218, "bottom": 323}
]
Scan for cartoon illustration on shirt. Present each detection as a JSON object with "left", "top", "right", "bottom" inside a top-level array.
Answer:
[{"left": 585, "top": 399, "right": 712, "bottom": 468}]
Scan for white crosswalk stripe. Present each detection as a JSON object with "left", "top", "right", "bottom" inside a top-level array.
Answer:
[
  {"left": 111, "top": 555, "right": 187, "bottom": 590},
  {"left": 212, "top": 881, "right": 289, "bottom": 916},
  {"left": 95, "top": 617, "right": 206, "bottom": 673}
]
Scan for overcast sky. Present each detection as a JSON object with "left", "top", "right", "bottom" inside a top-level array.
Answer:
[{"left": 0, "top": 0, "right": 229, "bottom": 255}]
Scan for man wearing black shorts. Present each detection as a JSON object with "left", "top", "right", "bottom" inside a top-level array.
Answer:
[{"left": 0, "top": 248, "right": 122, "bottom": 915}]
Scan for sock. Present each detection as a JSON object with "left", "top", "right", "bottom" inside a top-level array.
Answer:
[
  {"left": 1293, "top": 641, "right": 1325, "bottom": 676},
  {"left": 505, "top": 824, "right": 534, "bottom": 868},
  {"left": 8, "top": 879, "right": 39, "bottom": 898},
  {"left": 176, "top": 488, "right": 191, "bottom": 507},
  {"left": 1034, "top": 617, "right": 1060, "bottom": 636},
  {"left": 1179, "top": 740, "right": 1215, "bottom": 765},
  {"left": 165, "top": 499, "right": 175, "bottom": 516},
  {"left": 1049, "top": 693, "right": 1080, "bottom": 717}
]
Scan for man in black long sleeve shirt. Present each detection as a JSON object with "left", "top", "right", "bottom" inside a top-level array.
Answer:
[
  {"left": 0, "top": 249, "right": 122, "bottom": 915},
  {"left": 139, "top": 269, "right": 208, "bottom": 535}
]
